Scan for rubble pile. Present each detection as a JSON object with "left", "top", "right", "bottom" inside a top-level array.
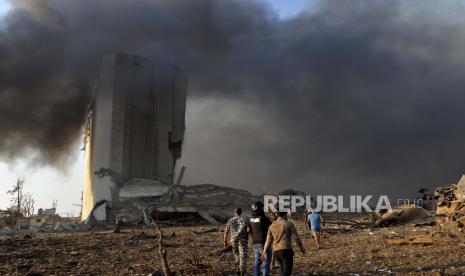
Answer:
[
  {"left": 0, "top": 223, "right": 90, "bottom": 236},
  {"left": 373, "top": 174, "right": 465, "bottom": 229},
  {"left": 375, "top": 207, "right": 433, "bottom": 227},
  {"left": 105, "top": 183, "right": 261, "bottom": 226},
  {"left": 434, "top": 184, "right": 458, "bottom": 205},
  {"left": 434, "top": 175, "right": 465, "bottom": 232}
]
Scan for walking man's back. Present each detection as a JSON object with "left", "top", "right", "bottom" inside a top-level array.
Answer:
[
  {"left": 308, "top": 211, "right": 324, "bottom": 249},
  {"left": 249, "top": 202, "right": 272, "bottom": 276},
  {"left": 261, "top": 212, "right": 305, "bottom": 276},
  {"left": 224, "top": 207, "right": 249, "bottom": 275}
]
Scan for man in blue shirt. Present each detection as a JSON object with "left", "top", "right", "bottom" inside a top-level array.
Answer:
[{"left": 306, "top": 211, "right": 324, "bottom": 249}]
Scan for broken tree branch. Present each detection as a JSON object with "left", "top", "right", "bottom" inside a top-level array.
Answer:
[{"left": 157, "top": 226, "right": 171, "bottom": 276}]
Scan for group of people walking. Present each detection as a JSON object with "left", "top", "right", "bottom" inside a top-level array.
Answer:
[{"left": 223, "top": 202, "right": 323, "bottom": 276}]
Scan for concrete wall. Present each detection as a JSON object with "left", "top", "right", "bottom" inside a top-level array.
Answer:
[{"left": 82, "top": 52, "right": 187, "bottom": 221}]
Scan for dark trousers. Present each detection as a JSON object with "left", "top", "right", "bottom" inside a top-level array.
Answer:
[{"left": 274, "top": 249, "right": 294, "bottom": 276}]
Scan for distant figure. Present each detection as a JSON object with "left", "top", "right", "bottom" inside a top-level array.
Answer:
[
  {"left": 248, "top": 202, "right": 272, "bottom": 276},
  {"left": 261, "top": 212, "right": 305, "bottom": 276},
  {"left": 307, "top": 211, "right": 324, "bottom": 249},
  {"left": 224, "top": 207, "right": 249, "bottom": 275},
  {"left": 303, "top": 208, "right": 310, "bottom": 229}
]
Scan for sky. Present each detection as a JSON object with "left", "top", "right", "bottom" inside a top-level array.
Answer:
[
  {"left": 0, "top": 1, "right": 9, "bottom": 17},
  {"left": 2, "top": 0, "right": 465, "bottom": 216},
  {"left": 0, "top": 1, "right": 310, "bottom": 215}
]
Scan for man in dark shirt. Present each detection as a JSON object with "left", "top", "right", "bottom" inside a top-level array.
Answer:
[{"left": 248, "top": 202, "right": 272, "bottom": 276}]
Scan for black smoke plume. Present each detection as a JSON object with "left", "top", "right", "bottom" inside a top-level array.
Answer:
[{"left": 1, "top": 0, "right": 465, "bottom": 196}]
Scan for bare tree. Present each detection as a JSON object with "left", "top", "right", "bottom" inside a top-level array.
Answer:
[
  {"left": 5, "top": 178, "right": 36, "bottom": 221},
  {"left": 4, "top": 207, "right": 17, "bottom": 225},
  {"left": 52, "top": 199, "right": 58, "bottom": 209},
  {"left": 22, "top": 193, "right": 35, "bottom": 218},
  {"left": 6, "top": 178, "right": 24, "bottom": 217}
]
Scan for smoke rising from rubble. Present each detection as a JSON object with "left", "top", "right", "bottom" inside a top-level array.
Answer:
[{"left": 1, "top": 0, "right": 465, "bottom": 195}]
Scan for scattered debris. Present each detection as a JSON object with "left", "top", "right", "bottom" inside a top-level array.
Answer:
[
  {"left": 386, "top": 234, "right": 434, "bottom": 246},
  {"left": 326, "top": 219, "right": 375, "bottom": 229},
  {"left": 157, "top": 227, "right": 171, "bottom": 276},
  {"left": 377, "top": 268, "right": 393, "bottom": 274},
  {"left": 192, "top": 227, "right": 218, "bottom": 235},
  {"left": 0, "top": 227, "right": 12, "bottom": 235},
  {"left": 434, "top": 175, "right": 465, "bottom": 232},
  {"left": 376, "top": 207, "right": 432, "bottom": 227},
  {"left": 2, "top": 220, "right": 465, "bottom": 274},
  {"left": 0, "top": 223, "right": 88, "bottom": 236}
]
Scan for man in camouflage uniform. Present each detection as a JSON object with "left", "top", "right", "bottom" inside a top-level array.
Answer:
[{"left": 224, "top": 207, "right": 249, "bottom": 275}]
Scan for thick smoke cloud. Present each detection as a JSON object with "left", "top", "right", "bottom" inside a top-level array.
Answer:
[{"left": 1, "top": 0, "right": 465, "bottom": 196}]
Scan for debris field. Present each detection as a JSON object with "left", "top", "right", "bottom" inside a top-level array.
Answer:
[{"left": 2, "top": 218, "right": 465, "bottom": 275}]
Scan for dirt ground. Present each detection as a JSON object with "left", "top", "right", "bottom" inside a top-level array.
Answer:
[{"left": 1, "top": 219, "right": 465, "bottom": 275}]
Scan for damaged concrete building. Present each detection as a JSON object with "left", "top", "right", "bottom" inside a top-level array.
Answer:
[
  {"left": 82, "top": 52, "right": 187, "bottom": 222},
  {"left": 83, "top": 52, "right": 259, "bottom": 225}
]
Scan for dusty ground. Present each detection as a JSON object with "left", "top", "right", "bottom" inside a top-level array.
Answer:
[{"left": 1, "top": 219, "right": 465, "bottom": 275}]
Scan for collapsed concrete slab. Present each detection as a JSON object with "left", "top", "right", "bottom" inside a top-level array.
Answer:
[{"left": 111, "top": 182, "right": 260, "bottom": 225}]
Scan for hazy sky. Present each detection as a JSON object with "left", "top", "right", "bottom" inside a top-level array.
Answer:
[
  {"left": 0, "top": 1, "right": 309, "bottom": 215},
  {"left": 0, "top": 1, "right": 10, "bottom": 17}
]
